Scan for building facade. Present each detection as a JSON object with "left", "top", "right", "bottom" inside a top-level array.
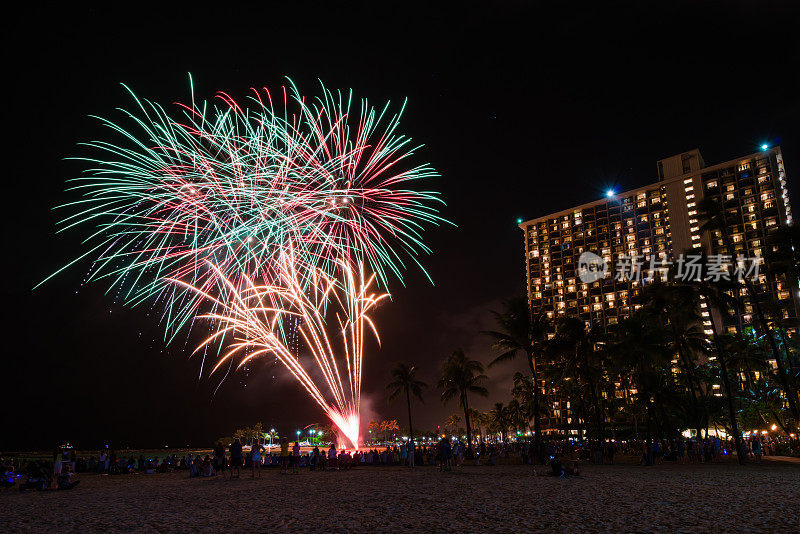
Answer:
[{"left": 519, "top": 146, "right": 798, "bottom": 433}]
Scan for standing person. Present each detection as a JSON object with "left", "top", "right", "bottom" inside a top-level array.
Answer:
[
  {"left": 229, "top": 438, "right": 243, "bottom": 479},
  {"left": 251, "top": 440, "right": 264, "bottom": 478},
  {"left": 752, "top": 437, "right": 762, "bottom": 464},
  {"left": 98, "top": 449, "right": 107, "bottom": 473},
  {"left": 280, "top": 438, "right": 290, "bottom": 474},
  {"left": 327, "top": 444, "right": 337, "bottom": 470},
  {"left": 407, "top": 438, "right": 415, "bottom": 469},
  {"left": 445, "top": 439, "right": 453, "bottom": 470},
  {"left": 214, "top": 442, "right": 226, "bottom": 477},
  {"left": 451, "top": 440, "right": 460, "bottom": 470},
  {"left": 109, "top": 448, "right": 118, "bottom": 475},
  {"left": 677, "top": 437, "right": 686, "bottom": 464},
  {"left": 52, "top": 447, "right": 62, "bottom": 480},
  {"left": 291, "top": 442, "right": 300, "bottom": 474}
]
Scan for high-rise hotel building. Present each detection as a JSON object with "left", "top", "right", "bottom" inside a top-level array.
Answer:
[{"left": 519, "top": 147, "right": 798, "bottom": 432}]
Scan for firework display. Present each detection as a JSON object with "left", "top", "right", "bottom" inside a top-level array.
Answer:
[
  {"left": 49, "top": 77, "right": 445, "bottom": 447},
  {"left": 173, "top": 249, "right": 386, "bottom": 450}
]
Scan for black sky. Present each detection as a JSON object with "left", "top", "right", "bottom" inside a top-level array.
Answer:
[{"left": 3, "top": 1, "right": 799, "bottom": 450}]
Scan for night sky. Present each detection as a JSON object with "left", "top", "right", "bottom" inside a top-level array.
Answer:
[{"left": 3, "top": 2, "right": 799, "bottom": 450}]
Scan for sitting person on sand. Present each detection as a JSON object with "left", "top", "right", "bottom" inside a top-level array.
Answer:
[
  {"left": 549, "top": 456, "right": 563, "bottom": 476},
  {"left": 2, "top": 460, "right": 17, "bottom": 490},
  {"left": 157, "top": 457, "right": 169, "bottom": 474},
  {"left": 57, "top": 465, "right": 80, "bottom": 490},
  {"left": 203, "top": 455, "right": 214, "bottom": 477}
]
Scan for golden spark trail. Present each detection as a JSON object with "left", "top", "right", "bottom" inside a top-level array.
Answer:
[{"left": 172, "top": 249, "right": 387, "bottom": 449}]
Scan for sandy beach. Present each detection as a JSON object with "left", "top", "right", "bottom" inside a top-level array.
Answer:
[{"left": 4, "top": 457, "right": 799, "bottom": 533}]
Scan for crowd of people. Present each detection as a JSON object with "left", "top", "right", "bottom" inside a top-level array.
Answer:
[
  {"left": 1, "top": 432, "right": 786, "bottom": 491},
  {"left": 599, "top": 436, "right": 777, "bottom": 465},
  {"left": 2, "top": 447, "right": 82, "bottom": 492},
  {"left": 197, "top": 436, "right": 465, "bottom": 478}
]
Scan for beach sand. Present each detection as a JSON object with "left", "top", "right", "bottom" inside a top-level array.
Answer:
[{"left": 4, "top": 458, "right": 799, "bottom": 532}]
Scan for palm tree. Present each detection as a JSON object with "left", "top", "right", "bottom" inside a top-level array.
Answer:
[
  {"left": 549, "top": 317, "right": 607, "bottom": 446},
  {"left": 438, "top": 348, "right": 489, "bottom": 450},
  {"left": 639, "top": 281, "right": 708, "bottom": 439},
  {"left": 489, "top": 402, "right": 511, "bottom": 442},
  {"left": 483, "top": 296, "right": 549, "bottom": 460},
  {"left": 506, "top": 398, "right": 526, "bottom": 437},
  {"left": 379, "top": 419, "right": 399, "bottom": 445},
  {"left": 614, "top": 311, "right": 674, "bottom": 465},
  {"left": 765, "top": 223, "right": 800, "bottom": 415},
  {"left": 466, "top": 408, "right": 488, "bottom": 442},
  {"left": 511, "top": 372, "right": 536, "bottom": 434},
  {"left": 367, "top": 420, "right": 380, "bottom": 444},
  {"left": 444, "top": 414, "right": 462, "bottom": 435},
  {"left": 687, "top": 272, "right": 749, "bottom": 464},
  {"left": 386, "top": 363, "right": 427, "bottom": 442},
  {"left": 699, "top": 197, "right": 800, "bottom": 421}
]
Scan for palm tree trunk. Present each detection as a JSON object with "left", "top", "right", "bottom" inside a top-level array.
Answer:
[
  {"left": 462, "top": 391, "right": 473, "bottom": 451},
  {"left": 692, "top": 221, "right": 747, "bottom": 463},
  {"left": 710, "top": 322, "right": 747, "bottom": 465},
  {"left": 645, "top": 399, "right": 654, "bottom": 466},
  {"left": 778, "top": 327, "right": 800, "bottom": 378},
  {"left": 717, "top": 217, "right": 800, "bottom": 422},
  {"left": 672, "top": 325, "right": 704, "bottom": 439},
  {"left": 745, "top": 277, "right": 800, "bottom": 421},
  {"left": 526, "top": 350, "right": 543, "bottom": 464},
  {"left": 581, "top": 346, "right": 604, "bottom": 454},
  {"left": 406, "top": 389, "right": 414, "bottom": 442}
]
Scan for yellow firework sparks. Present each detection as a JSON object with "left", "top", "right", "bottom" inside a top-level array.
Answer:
[{"left": 171, "top": 248, "right": 387, "bottom": 449}]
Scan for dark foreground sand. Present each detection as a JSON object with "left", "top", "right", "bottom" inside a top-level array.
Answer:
[{"left": 4, "top": 459, "right": 799, "bottom": 533}]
